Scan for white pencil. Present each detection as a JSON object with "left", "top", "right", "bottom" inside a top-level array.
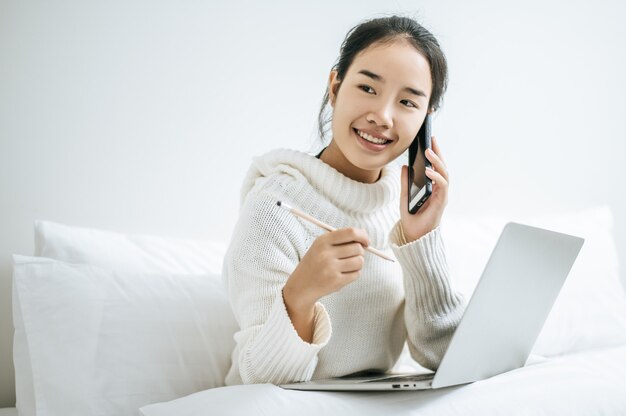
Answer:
[{"left": 277, "top": 201, "right": 395, "bottom": 262}]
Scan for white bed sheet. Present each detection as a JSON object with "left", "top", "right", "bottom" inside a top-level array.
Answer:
[{"left": 141, "top": 344, "right": 626, "bottom": 416}]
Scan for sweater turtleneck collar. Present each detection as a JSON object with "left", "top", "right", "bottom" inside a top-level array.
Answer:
[{"left": 240, "top": 148, "right": 401, "bottom": 214}]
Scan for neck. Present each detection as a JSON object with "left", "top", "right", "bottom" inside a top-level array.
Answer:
[{"left": 319, "top": 140, "right": 382, "bottom": 184}]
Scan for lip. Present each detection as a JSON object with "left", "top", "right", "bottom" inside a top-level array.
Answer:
[{"left": 353, "top": 128, "right": 392, "bottom": 152}]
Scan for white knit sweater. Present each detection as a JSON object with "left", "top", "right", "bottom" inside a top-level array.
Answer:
[{"left": 223, "top": 148, "right": 465, "bottom": 385}]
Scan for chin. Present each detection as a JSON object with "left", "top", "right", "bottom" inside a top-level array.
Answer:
[{"left": 347, "top": 154, "right": 388, "bottom": 172}]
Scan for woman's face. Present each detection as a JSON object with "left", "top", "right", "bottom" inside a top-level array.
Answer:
[{"left": 326, "top": 39, "right": 433, "bottom": 182}]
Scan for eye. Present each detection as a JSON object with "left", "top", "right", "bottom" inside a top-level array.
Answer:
[
  {"left": 358, "top": 85, "right": 375, "bottom": 94},
  {"left": 401, "top": 99, "right": 418, "bottom": 109}
]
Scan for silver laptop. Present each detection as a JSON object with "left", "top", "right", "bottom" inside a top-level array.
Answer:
[{"left": 280, "top": 222, "right": 584, "bottom": 391}]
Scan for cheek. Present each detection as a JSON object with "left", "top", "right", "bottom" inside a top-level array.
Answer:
[
  {"left": 334, "top": 90, "right": 368, "bottom": 125},
  {"left": 399, "top": 119, "right": 421, "bottom": 147},
  {"left": 401, "top": 131, "right": 417, "bottom": 148}
]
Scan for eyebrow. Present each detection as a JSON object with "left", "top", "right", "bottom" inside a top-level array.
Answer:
[{"left": 357, "top": 69, "right": 427, "bottom": 98}]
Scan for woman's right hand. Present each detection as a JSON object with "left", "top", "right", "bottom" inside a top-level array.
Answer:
[{"left": 282, "top": 227, "right": 370, "bottom": 342}]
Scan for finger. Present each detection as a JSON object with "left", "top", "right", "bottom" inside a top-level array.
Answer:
[
  {"left": 333, "top": 242, "right": 365, "bottom": 259},
  {"left": 329, "top": 227, "right": 370, "bottom": 248},
  {"left": 431, "top": 136, "right": 445, "bottom": 164},
  {"left": 427, "top": 136, "right": 446, "bottom": 168},
  {"left": 426, "top": 148, "right": 449, "bottom": 182},
  {"left": 340, "top": 270, "right": 361, "bottom": 283},
  {"left": 425, "top": 167, "right": 448, "bottom": 190},
  {"left": 338, "top": 255, "right": 365, "bottom": 273}
]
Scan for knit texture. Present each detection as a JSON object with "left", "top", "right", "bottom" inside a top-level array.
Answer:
[{"left": 223, "top": 148, "right": 465, "bottom": 385}]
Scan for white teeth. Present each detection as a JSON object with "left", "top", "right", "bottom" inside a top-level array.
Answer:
[{"left": 356, "top": 129, "right": 389, "bottom": 145}]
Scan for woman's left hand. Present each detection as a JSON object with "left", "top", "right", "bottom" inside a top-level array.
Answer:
[{"left": 400, "top": 135, "right": 449, "bottom": 243}]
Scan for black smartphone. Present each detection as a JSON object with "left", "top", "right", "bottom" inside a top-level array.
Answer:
[{"left": 407, "top": 114, "right": 432, "bottom": 214}]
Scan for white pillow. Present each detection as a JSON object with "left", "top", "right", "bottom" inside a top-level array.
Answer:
[
  {"left": 442, "top": 205, "right": 626, "bottom": 356},
  {"left": 12, "top": 255, "right": 238, "bottom": 416},
  {"left": 34, "top": 220, "right": 227, "bottom": 275},
  {"left": 13, "top": 221, "right": 230, "bottom": 416}
]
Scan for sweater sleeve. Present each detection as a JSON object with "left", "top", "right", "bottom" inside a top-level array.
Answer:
[
  {"left": 389, "top": 221, "right": 466, "bottom": 370},
  {"left": 223, "top": 190, "right": 332, "bottom": 385}
]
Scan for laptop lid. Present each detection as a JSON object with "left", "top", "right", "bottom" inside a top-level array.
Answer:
[{"left": 431, "top": 222, "right": 584, "bottom": 388}]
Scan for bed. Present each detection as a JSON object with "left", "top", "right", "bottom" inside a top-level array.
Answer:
[
  {"left": 140, "top": 345, "right": 626, "bottom": 416},
  {"left": 10, "top": 206, "right": 626, "bottom": 415}
]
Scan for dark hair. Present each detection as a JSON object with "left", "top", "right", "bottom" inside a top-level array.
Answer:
[{"left": 317, "top": 15, "right": 448, "bottom": 144}]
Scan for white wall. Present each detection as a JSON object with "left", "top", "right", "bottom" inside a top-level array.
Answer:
[{"left": 1, "top": 0, "right": 624, "bottom": 407}]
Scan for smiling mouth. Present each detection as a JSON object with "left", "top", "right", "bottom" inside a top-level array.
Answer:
[{"left": 353, "top": 128, "right": 393, "bottom": 145}]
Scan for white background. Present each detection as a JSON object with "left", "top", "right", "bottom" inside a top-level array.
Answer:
[{"left": 1, "top": 0, "right": 624, "bottom": 407}]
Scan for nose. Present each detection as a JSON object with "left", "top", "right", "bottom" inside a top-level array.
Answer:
[{"left": 366, "top": 100, "right": 394, "bottom": 129}]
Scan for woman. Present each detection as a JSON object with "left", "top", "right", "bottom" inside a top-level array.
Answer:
[{"left": 223, "top": 15, "right": 465, "bottom": 385}]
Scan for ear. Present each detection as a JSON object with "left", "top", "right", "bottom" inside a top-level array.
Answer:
[{"left": 328, "top": 70, "right": 340, "bottom": 108}]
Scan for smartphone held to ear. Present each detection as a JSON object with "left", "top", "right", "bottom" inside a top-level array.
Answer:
[{"left": 407, "top": 114, "right": 432, "bottom": 214}]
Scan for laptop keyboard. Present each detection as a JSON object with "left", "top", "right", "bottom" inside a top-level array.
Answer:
[{"left": 365, "top": 373, "right": 434, "bottom": 383}]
